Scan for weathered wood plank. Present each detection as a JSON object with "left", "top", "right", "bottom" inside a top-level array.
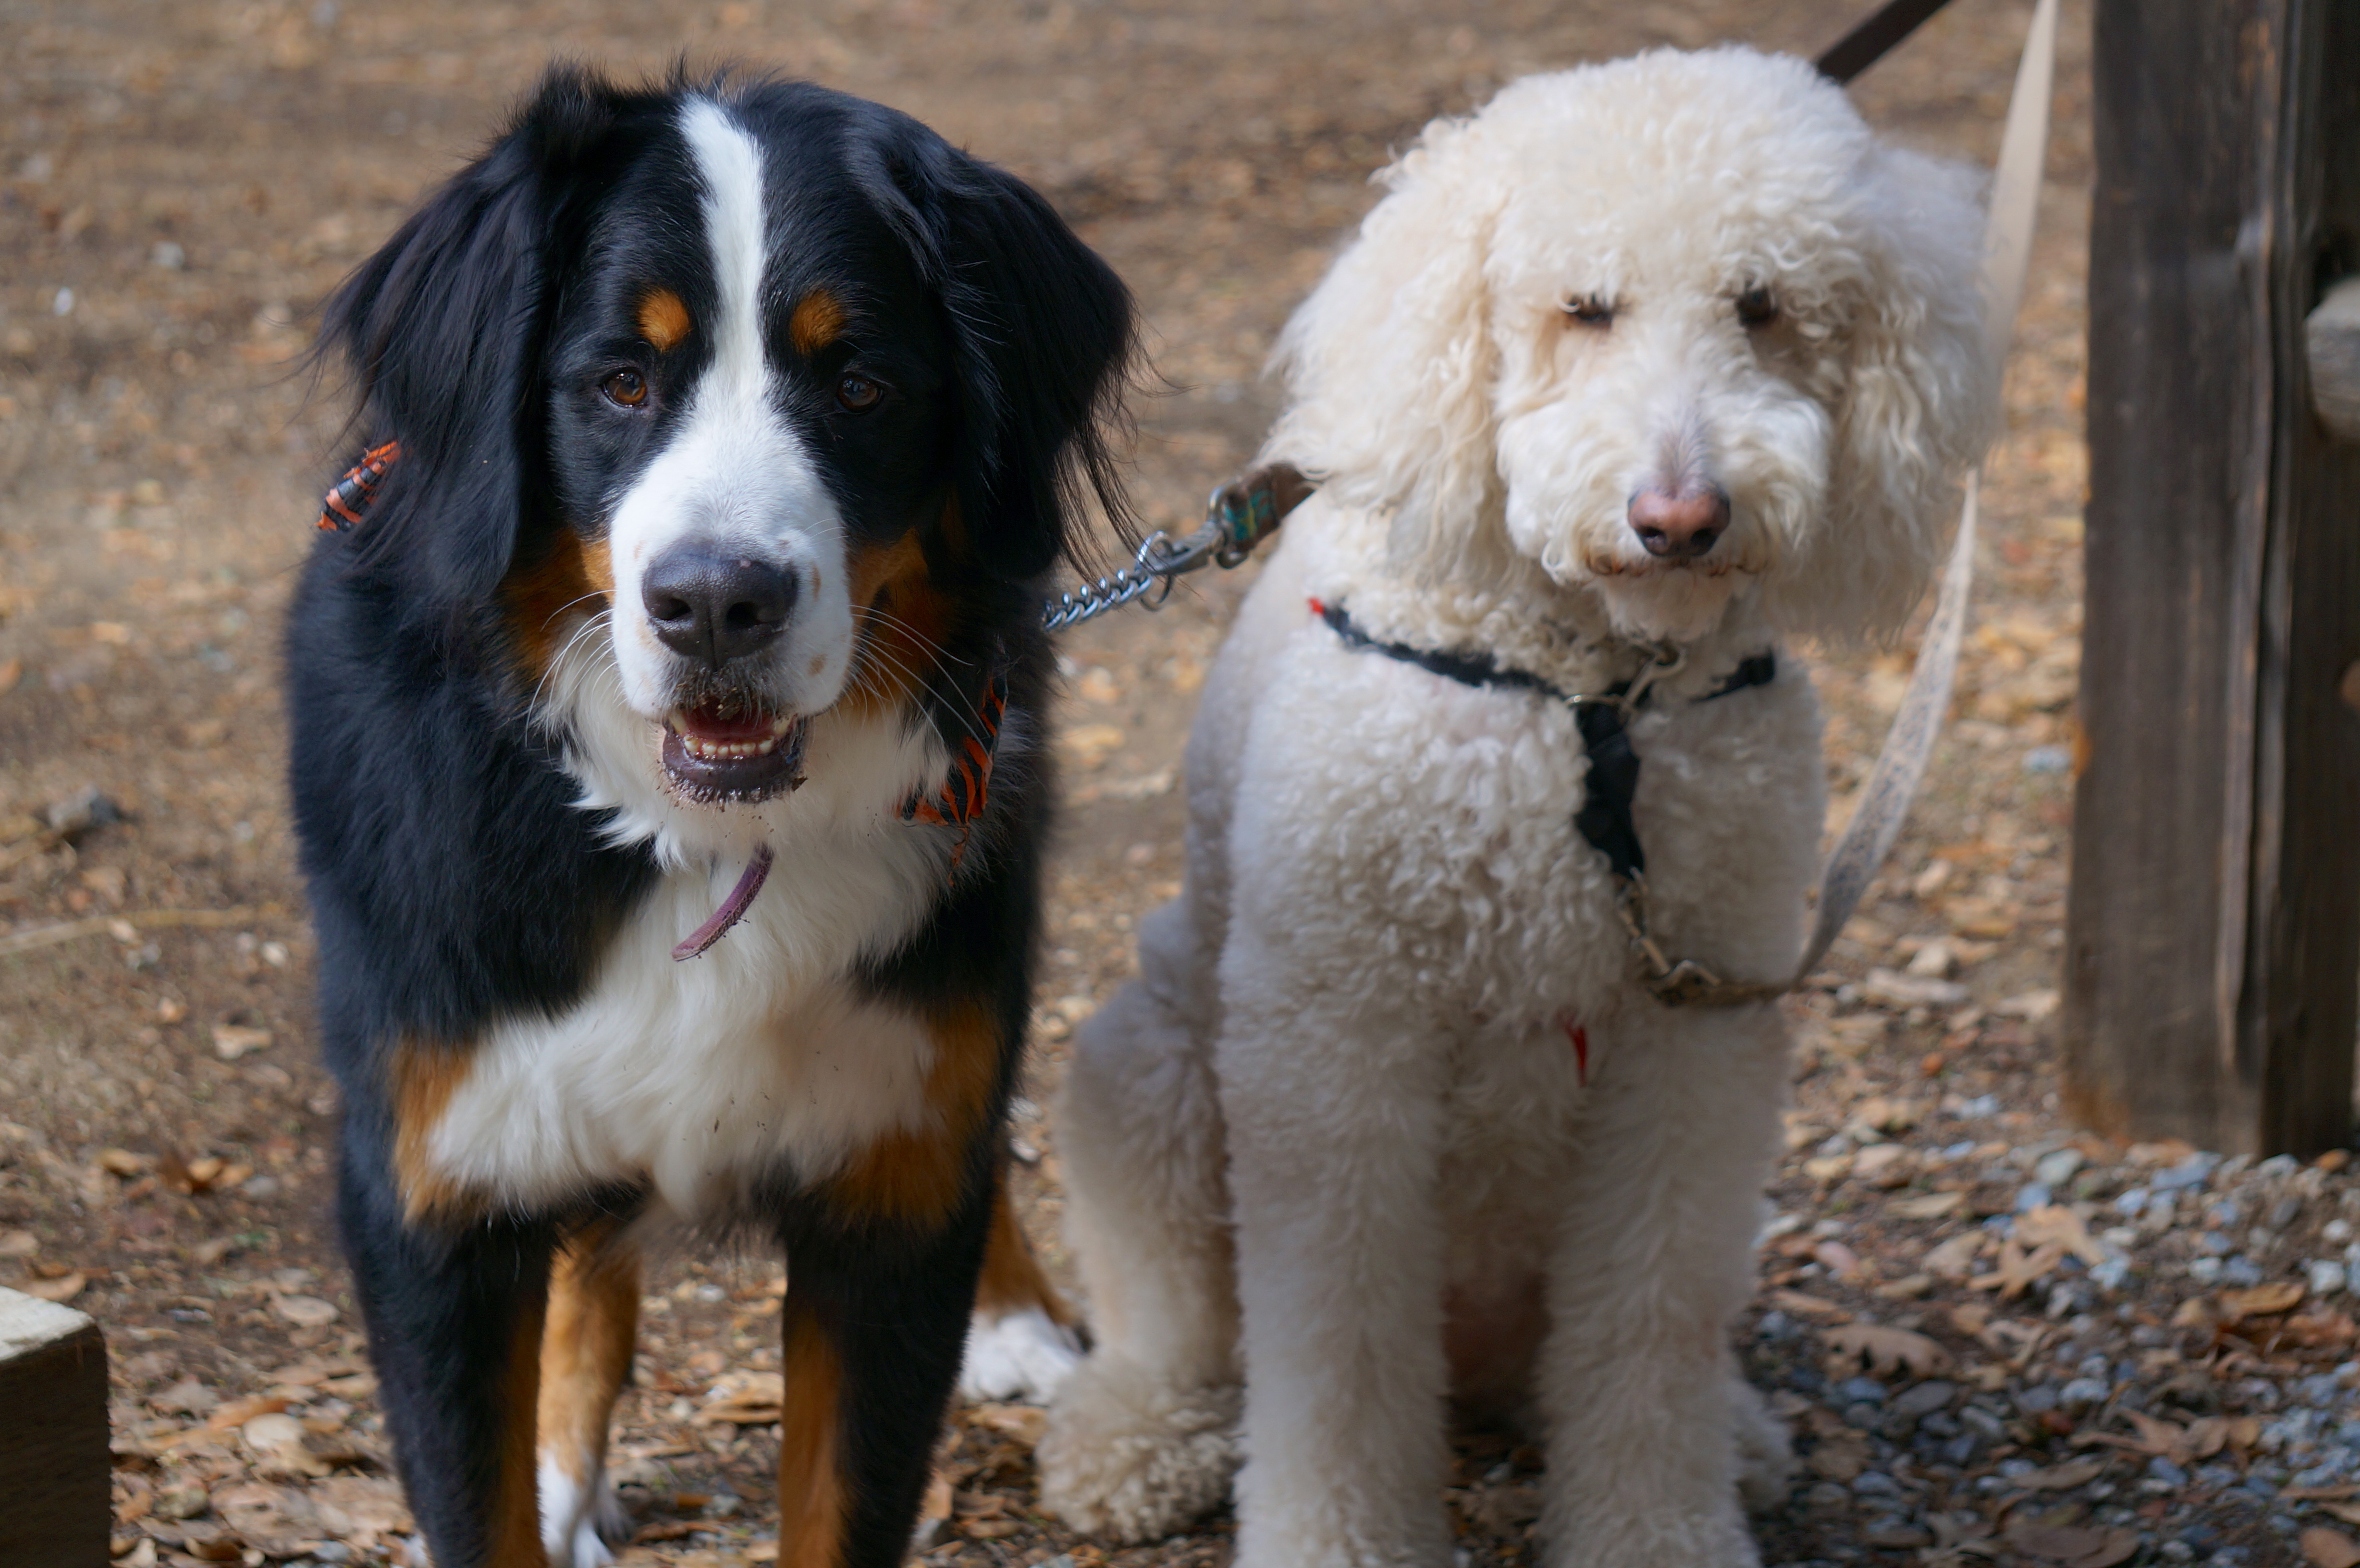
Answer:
[
  {"left": 0, "top": 1286, "right": 111, "bottom": 1568},
  {"left": 2063, "top": 0, "right": 2360, "bottom": 1155}
]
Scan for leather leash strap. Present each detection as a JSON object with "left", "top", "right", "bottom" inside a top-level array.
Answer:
[
  {"left": 1815, "top": 0, "right": 1959, "bottom": 86},
  {"left": 1782, "top": 0, "right": 2061, "bottom": 992}
]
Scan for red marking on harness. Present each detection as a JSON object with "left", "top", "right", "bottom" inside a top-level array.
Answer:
[
  {"left": 1307, "top": 596, "right": 1326, "bottom": 617},
  {"left": 1562, "top": 1018, "right": 1589, "bottom": 1087}
]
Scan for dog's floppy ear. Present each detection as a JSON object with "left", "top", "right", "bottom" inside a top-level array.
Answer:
[
  {"left": 1797, "top": 144, "right": 1994, "bottom": 642},
  {"left": 318, "top": 66, "right": 624, "bottom": 636},
  {"left": 1262, "top": 114, "right": 1506, "bottom": 581},
  {"left": 860, "top": 125, "right": 1137, "bottom": 582}
]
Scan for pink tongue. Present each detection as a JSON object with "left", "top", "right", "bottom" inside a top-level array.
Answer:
[{"left": 671, "top": 845, "right": 774, "bottom": 961}]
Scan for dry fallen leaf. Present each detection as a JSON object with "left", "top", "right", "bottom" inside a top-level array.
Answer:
[
  {"left": 2001, "top": 1521, "right": 2140, "bottom": 1568},
  {"left": 2305, "top": 1527, "right": 2360, "bottom": 1568},
  {"left": 1893, "top": 1191, "right": 1969, "bottom": 1221},
  {"left": 204, "top": 1394, "right": 292, "bottom": 1432},
  {"left": 211, "top": 1024, "right": 273, "bottom": 1059},
  {"left": 1765, "top": 1288, "right": 1850, "bottom": 1321},
  {"left": 270, "top": 1293, "right": 340, "bottom": 1327},
  {"left": 245, "top": 1410, "right": 333, "bottom": 1477},
  {"left": 1970, "top": 1239, "right": 2067, "bottom": 1299},
  {"left": 0, "top": 1228, "right": 35, "bottom": 1259},
  {"left": 2015, "top": 1205, "right": 2109, "bottom": 1266},
  {"left": 147, "top": 1378, "right": 219, "bottom": 1417},
  {"left": 966, "top": 1402, "right": 1049, "bottom": 1446},
  {"left": 2013, "top": 1457, "right": 2108, "bottom": 1492},
  {"left": 1923, "top": 1230, "right": 1988, "bottom": 1279},
  {"left": 19, "top": 1269, "right": 86, "bottom": 1302},
  {"left": 95, "top": 1147, "right": 147, "bottom": 1177},
  {"left": 1822, "top": 1323, "right": 1951, "bottom": 1379},
  {"left": 2219, "top": 1281, "right": 2306, "bottom": 1323},
  {"left": 695, "top": 1370, "right": 786, "bottom": 1425}
]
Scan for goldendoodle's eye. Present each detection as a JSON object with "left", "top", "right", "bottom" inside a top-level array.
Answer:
[
  {"left": 836, "top": 373, "right": 883, "bottom": 412},
  {"left": 1736, "top": 287, "right": 1779, "bottom": 328},
  {"left": 1564, "top": 295, "right": 1614, "bottom": 327},
  {"left": 600, "top": 368, "right": 648, "bottom": 408}
]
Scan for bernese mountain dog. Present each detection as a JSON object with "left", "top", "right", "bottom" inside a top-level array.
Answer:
[{"left": 286, "top": 66, "right": 1132, "bottom": 1568}]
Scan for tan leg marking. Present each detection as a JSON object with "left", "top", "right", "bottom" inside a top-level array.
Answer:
[
  {"left": 537, "top": 1219, "right": 640, "bottom": 1514},
  {"left": 390, "top": 1041, "right": 478, "bottom": 1224},
  {"left": 976, "top": 1176, "right": 1076, "bottom": 1328},
  {"left": 774, "top": 1306, "right": 848, "bottom": 1568},
  {"left": 830, "top": 1000, "right": 1001, "bottom": 1231}
]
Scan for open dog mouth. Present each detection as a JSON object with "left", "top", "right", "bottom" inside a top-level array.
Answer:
[{"left": 661, "top": 703, "right": 809, "bottom": 802}]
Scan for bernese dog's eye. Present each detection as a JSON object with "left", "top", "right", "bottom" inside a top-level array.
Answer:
[
  {"left": 836, "top": 373, "right": 883, "bottom": 412},
  {"left": 1735, "top": 286, "right": 1779, "bottom": 328},
  {"left": 1564, "top": 294, "right": 1614, "bottom": 327},
  {"left": 601, "top": 368, "right": 649, "bottom": 408}
]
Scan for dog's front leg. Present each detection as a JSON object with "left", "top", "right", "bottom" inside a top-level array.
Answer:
[
  {"left": 1536, "top": 1002, "right": 1791, "bottom": 1568},
  {"left": 1218, "top": 958, "right": 1455, "bottom": 1568},
  {"left": 774, "top": 1175, "right": 994, "bottom": 1568},
  {"left": 337, "top": 1126, "right": 557, "bottom": 1568}
]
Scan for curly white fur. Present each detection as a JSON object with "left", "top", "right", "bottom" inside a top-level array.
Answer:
[{"left": 1042, "top": 49, "right": 1989, "bottom": 1568}]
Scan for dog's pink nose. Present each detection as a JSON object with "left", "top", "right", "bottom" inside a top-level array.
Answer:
[{"left": 1627, "top": 485, "right": 1730, "bottom": 560}]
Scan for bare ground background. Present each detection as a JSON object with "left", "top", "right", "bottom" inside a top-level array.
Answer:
[{"left": 10, "top": 3, "right": 2342, "bottom": 1567}]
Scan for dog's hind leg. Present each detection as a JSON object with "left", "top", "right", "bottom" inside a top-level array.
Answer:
[
  {"left": 536, "top": 1218, "right": 640, "bottom": 1568},
  {"left": 1534, "top": 1004, "right": 1791, "bottom": 1568},
  {"left": 337, "top": 1127, "right": 556, "bottom": 1568},
  {"left": 1038, "top": 900, "right": 1243, "bottom": 1543},
  {"left": 957, "top": 1177, "right": 1085, "bottom": 1403}
]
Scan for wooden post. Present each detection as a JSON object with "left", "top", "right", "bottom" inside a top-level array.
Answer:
[
  {"left": 0, "top": 1286, "right": 111, "bottom": 1567},
  {"left": 2063, "top": 0, "right": 2360, "bottom": 1156}
]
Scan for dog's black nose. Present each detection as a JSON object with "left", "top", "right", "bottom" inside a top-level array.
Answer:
[
  {"left": 1628, "top": 484, "right": 1731, "bottom": 560},
  {"left": 641, "top": 547, "right": 799, "bottom": 667}
]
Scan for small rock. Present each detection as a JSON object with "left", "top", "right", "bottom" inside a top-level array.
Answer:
[
  {"left": 1893, "top": 1380, "right": 1958, "bottom": 1420},
  {"left": 2311, "top": 1260, "right": 2348, "bottom": 1298},
  {"left": 2035, "top": 1148, "right": 2086, "bottom": 1188},
  {"left": 1862, "top": 968, "right": 1970, "bottom": 1010},
  {"left": 1906, "top": 940, "right": 1958, "bottom": 979},
  {"left": 2060, "top": 1377, "right": 2112, "bottom": 1411},
  {"left": 43, "top": 784, "right": 122, "bottom": 841}
]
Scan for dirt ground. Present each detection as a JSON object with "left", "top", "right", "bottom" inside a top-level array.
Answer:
[{"left": 14, "top": 3, "right": 2335, "bottom": 1567}]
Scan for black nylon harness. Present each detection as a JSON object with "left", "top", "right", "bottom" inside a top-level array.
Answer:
[{"left": 1313, "top": 600, "right": 1775, "bottom": 883}]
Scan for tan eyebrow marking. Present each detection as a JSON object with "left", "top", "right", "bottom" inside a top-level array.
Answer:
[
  {"left": 635, "top": 288, "right": 692, "bottom": 352},
  {"left": 789, "top": 288, "right": 847, "bottom": 356}
]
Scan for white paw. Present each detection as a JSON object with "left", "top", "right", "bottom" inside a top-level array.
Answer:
[
  {"left": 1037, "top": 1357, "right": 1240, "bottom": 1543},
  {"left": 959, "top": 1306, "right": 1084, "bottom": 1403},
  {"left": 540, "top": 1453, "right": 623, "bottom": 1568}
]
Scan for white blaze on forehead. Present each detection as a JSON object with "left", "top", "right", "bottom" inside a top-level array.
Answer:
[
  {"left": 594, "top": 97, "right": 855, "bottom": 729},
  {"left": 680, "top": 97, "right": 770, "bottom": 416}
]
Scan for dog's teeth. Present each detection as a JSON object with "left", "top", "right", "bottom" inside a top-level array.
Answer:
[{"left": 768, "top": 714, "right": 795, "bottom": 738}]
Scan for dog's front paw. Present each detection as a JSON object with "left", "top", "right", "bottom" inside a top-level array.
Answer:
[
  {"left": 960, "top": 1305, "right": 1084, "bottom": 1403},
  {"left": 540, "top": 1456, "right": 625, "bottom": 1568},
  {"left": 1039, "top": 1357, "right": 1241, "bottom": 1542}
]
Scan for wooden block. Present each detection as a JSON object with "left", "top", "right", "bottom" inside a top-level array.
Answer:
[
  {"left": 0, "top": 1286, "right": 111, "bottom": 1568},
  {"left": 2310, "top": 276, "right": 2360, "bottom": 445}
]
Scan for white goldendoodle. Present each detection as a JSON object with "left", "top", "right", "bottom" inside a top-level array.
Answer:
[{"left": 1036, "top": 47, "right": 1994, "bottom": 1568}]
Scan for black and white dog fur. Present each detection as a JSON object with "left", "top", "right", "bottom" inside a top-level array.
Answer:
[{"left": 288, "top": 66, "right": 1128, "bottom": 1568}]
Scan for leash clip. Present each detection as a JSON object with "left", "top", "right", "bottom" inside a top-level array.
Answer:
[{"left": 1615, "top": 872, "right": 1786, "bottom": 1007}]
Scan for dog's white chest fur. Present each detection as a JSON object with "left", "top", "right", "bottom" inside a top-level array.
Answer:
[{"left": 421, "top": 828, "right": 946, "bottom": 1220}]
